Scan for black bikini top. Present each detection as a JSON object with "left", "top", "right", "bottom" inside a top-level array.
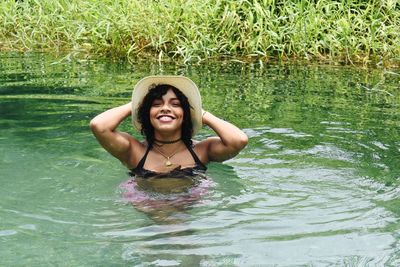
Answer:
[{"left": 129, "top": 143, "right": 207, "bottom": 179}]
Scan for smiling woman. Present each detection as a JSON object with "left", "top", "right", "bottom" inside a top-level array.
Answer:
[{"left": 90, "top": 76, "right": 248, "bottom": 193}]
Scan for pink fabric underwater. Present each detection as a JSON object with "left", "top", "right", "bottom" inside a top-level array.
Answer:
[{"left": 119, "top": 177, "right": 214, "bottom": 209}]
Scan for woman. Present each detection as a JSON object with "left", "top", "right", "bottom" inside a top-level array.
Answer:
[{"left": 90, "top": 76, "right": 248, "bottom": 192}]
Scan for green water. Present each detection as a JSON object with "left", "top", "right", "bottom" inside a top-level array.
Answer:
[{"left": 1, "top": 52, "right": 400, "bottom": 266}]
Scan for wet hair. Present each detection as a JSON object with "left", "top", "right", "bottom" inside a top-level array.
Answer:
[{"left": 137, "top": 84, "right": 193, "bottom": 148}]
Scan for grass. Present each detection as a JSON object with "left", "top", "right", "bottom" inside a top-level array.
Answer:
[{"left": 0, "top": 0, "right": 399, "bottom": 65}]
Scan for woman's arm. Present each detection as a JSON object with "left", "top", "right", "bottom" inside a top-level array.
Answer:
[
  {"left": 201, "top": 111, "right": 248, "bottom": 162},
  {"left": 90, "top": 102, "right": 137, "bottom": 165}
]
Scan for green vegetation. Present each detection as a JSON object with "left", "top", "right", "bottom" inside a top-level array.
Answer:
[{"left": 1, "top": 0, "right": 399, "bottom": 65}]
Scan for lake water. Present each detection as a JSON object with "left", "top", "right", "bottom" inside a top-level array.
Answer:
[{"left": 0, "top": 52, "right": 399, "bottom": 266}]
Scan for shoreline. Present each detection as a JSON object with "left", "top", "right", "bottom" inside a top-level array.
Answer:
[{"left": 1, "top": 0, "right": 399, "bottom": 67}]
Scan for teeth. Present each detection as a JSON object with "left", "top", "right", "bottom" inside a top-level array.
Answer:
[{"left": 159, "top": 116, "right": 173, "bottom": 122}]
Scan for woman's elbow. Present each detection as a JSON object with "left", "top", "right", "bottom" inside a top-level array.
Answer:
[
  {"left": 240, "top": 134, "right": 249, "bottom": 148},
  {"left": 89, "top": 118, "right": 104, "bottom": 134},
  {"left": 234, "top": 133, "right": 248, "bottom": 150},
  {"left": 89, "top": 118, "right": 97, "bottom": 129}
]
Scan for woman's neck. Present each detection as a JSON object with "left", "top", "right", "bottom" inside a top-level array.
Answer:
[
  {"left": 154, "top": 133, "right": 182, "bottom": 143},
  {"left": 154, "top": 137, "right": 181, "bottom": 144}
]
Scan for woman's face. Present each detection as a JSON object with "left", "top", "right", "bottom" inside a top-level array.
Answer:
[{"left": 149, "top": 89, "right": 184, "bottom": 135}]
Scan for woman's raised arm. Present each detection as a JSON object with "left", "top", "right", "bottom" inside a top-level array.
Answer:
[
  {"left": 90, "top": 102, "right": 136, "bottom": 164},
  {"left": 201, "top": 111, "right": 248, "bottom": 162}
]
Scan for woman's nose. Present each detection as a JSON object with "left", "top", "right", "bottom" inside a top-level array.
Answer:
[{"left": 160, "top": 102, "right": 171, "bottom": 112}]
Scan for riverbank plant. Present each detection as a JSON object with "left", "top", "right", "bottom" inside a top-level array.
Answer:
[{"left": 0, "top": 0, "right": 399, "bottom": 65}]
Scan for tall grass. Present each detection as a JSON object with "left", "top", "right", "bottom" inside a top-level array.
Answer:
[{"left": 0, "top": 0, "right": 399, "bottom": 65}]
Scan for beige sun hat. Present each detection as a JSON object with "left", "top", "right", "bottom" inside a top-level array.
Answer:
[{"left": 131, "top": 75, "right": 202, "bottom": 135}]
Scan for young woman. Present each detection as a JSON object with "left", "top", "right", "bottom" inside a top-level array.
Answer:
[{"left": 90, "top": 76, "right": 247, "bottom": 191}]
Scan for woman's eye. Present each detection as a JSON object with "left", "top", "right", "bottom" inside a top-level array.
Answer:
[
  {"left": 171, "top": 102, "right": 181, "bottom": 107},
  {"left": 152, "top": 101, "right": 162, "bottom": 106}
]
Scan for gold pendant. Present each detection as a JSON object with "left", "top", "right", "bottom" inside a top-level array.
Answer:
[{"left": 165, "top": 160, "right": 172, "bottom": 166}]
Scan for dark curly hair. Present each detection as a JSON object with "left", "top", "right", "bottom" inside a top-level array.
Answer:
[{"left": 137, "top": 84, "right": 193, "bottom": 148}]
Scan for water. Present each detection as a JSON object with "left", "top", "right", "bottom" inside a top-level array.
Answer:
[{"left": 0, "top": 52, "right": 399, "bottom": 266}]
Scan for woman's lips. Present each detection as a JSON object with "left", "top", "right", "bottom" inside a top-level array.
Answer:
[{"left": 157, "top": 115, "right": 174, "bottom": 122}]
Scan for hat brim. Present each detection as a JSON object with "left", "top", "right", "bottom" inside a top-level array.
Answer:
[{"left": 131, "top": 76, "right": 202, "bottom": 135}]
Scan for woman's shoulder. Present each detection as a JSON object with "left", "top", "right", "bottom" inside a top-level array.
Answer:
[
  {"left": 122, "top": 136, "right": 148, "bottom": 168},
  {"left": 192, "top": 139, "right": 204, "bottom": 149},
  {"left": 191, "top": 139, "right": 211, "bottom": 164}
]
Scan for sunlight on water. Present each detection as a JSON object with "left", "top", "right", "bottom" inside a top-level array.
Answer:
[{"left": 0, "top": 53, "right": 399, "bottom": 266}]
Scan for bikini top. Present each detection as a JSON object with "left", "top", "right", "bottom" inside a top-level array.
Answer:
[{"left": 129, "top": 143, "right": 207, "bottom": 179}]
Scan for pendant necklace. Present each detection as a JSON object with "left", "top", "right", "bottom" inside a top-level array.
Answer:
[{"left": 153, "top": 145, "right": 182, "bottom": 167}]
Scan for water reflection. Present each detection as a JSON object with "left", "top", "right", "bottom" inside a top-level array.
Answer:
[{"left": 0, "top": 52, "right": 399, "bottom": 266}]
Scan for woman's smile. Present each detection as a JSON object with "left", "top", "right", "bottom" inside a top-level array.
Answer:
[
  {"left": 150, "top": 89, "right": 184, "bottom": 133},
  {"left": 157, "top": 114, "right": 175, "bottom": 122}
]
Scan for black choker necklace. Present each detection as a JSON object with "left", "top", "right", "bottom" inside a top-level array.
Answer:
[{"left": 154, "top": 138, "right": 181, "bottom": 144}]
